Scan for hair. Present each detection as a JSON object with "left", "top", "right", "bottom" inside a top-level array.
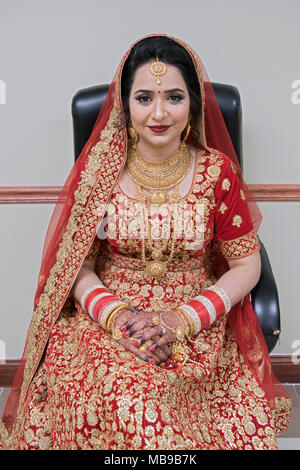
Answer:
[{"left": 121, "top": 36, "right": 202, "bottom": 140}]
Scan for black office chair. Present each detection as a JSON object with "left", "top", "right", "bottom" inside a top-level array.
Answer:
[{"left": 71, "top": 83, "right": 281, "bottom": 352}]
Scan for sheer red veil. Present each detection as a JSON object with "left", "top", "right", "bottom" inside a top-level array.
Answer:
[{"left": 0, "top": 33, "right": 290, "bottom": 443}]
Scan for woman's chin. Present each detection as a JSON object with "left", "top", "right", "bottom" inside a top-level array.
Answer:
[{"left": 139, "top": 135, "right": 181, "bottom": 151}]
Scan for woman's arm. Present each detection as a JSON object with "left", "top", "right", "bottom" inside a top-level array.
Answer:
[
  {"left": 71, "top": 259, "right": 101, "bottom": 304},
  {"left": 71, "top": 260, "right": 171, "bottom": 366},
  {"left": 214, "top": 251, "right": 261, "bottom": 307}
]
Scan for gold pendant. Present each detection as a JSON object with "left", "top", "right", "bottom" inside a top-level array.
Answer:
[
  {"left": 149, "top": 190, "right": 167, "bottom": 205},
  {"left": 145, "top": 260, "right": 167, "bottom": 278},
  {"left": 170, "top": 340, "right": 191, "bottom": 362}
]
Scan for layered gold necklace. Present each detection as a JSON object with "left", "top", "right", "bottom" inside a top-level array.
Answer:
[
  {"left": 125, "top": 142, "right": 192, "bottom": 278},
  {"left": 126, "top": 142, "right": 191, "bottom": 205}
]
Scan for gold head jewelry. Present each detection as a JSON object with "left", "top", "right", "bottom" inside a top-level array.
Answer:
[{"left": 150, "top": 57, "right": 167, "bottom": 85}]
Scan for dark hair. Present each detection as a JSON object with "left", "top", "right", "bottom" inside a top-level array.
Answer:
[{"left": 121, "top": 36, "right": 202, "bottom": 138}]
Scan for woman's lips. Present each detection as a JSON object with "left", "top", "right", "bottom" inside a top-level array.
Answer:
[{"left": 148, "top": 125, "right": 170, "bottom": 133}]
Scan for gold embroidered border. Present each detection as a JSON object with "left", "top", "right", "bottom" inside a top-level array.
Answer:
[
  {"left": 85, "top": 237, "right": 101, "bottom": 261},
  {"left": 12, "top": 96, "right": 127, "bottom": 433},
  {"left": 217, "top": 229, "right": 260, "bottom": 259}
]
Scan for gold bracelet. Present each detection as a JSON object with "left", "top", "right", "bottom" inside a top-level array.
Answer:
[
  {"left": 152, "top": 314, "right": 189, "bottom": 342},
  {"left": 175, "top": 308, "right": 195, "bottom": 337},
  {"left": 105, "top": 303, "right": 129, "bottom": 332}
]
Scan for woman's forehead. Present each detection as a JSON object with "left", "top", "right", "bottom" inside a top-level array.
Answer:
[{"left": 130, "top": 62, "right": 188, "bottom": 91}]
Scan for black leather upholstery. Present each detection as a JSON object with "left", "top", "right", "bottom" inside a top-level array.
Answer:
[
  {"left": 72, "top": 83, "right": 281, "bottom": 352},
  {"left": 72, "top": 84, "right": 110, "bottom": 161}
]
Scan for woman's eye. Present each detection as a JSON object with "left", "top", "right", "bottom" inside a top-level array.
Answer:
[
  {"left": 136, "top": 95, "right": 151, "bottom": 104},
  {"left": 168, "top": 95, "right": 183, "bottom": 102}
]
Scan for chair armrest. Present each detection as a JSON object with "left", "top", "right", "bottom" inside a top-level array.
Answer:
[{"left": 251, "top": 237, "right": 281, "bottom": 352}]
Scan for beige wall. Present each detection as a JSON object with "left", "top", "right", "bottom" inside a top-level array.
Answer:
[{"left": 0, "top": 0, "right": 299, "bottom": 358}]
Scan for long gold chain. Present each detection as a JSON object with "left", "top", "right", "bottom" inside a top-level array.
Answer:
[
  {"left": 126, "top": 142, "right": 192, "bottom": 278},
  {"left": 139, "top": 195, "right": 177, "bottom": 279}
]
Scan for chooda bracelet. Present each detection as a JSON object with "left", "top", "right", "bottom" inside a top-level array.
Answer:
[
  {"left": 80, "top": 283, "right": 128, "bottom": 331},
  {"left": 175, "top": 285, "right": 232, "bottom": 336}
]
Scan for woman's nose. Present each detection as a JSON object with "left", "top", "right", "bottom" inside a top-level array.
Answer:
[{"left": 152, "top": 98, "right": 167, "bottom": 120}]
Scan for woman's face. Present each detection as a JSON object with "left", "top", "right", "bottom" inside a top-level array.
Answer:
[{"left": 128, "top": 61, "right": 190, "bottom": 154}]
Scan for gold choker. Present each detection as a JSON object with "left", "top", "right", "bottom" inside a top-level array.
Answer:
[{"left": 126, "top": 143, "right": 191, "bottom": 205}]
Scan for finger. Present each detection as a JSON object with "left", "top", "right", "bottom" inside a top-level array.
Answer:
[
  {"left": 118, "top": 338, "right": 161, "bottom": 366},
  {"left": 147, "top": 336, "right": 172, "bottom": 364},
  {"left": 148, "top": 334, "right": 173, "bottom": 351},
  {"left": 141, "top": 325, "right": 166, "bottom": 342},
  {"left": 119, "top": 318, "right": 152, "bottom": 336}
]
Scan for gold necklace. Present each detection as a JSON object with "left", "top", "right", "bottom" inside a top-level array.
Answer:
[
  {"left": 126, "top": 142, "right": 191, "bottom": 205},
  {"left": 139, "top": 195, "right": 177, "bottom": 279}
]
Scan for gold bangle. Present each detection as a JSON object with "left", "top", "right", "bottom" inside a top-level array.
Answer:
[
  {"left": 105, "top": 303, "right": 128, "bottom": 332},
  {"left": 175, "top": 307, "right": 195, "bottom": 337}
]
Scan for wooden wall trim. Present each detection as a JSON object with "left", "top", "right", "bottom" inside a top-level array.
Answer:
[
  {"left": 0, "top": 360, "right": 20, "bottom": 387},
  {"left": 270, "top": 355, "right": 300, "bottom": 384},
  {"left": 0, "top": 356, "right": 299, "bottom": 387},
  {"left": 1, "top": 184, "right": 300, "bottom": 204},
  {"left": 250, "top": 184, "right": 300, "bottom": 202},
  {"left": 0, "top": 186, "right": 61, "bottom": 204}
]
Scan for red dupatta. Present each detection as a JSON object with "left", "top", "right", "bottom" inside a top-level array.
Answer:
[{"left": 0, "top": 34, "right": 289, "bottom": 444}]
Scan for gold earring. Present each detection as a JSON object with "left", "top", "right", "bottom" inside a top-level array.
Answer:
[
  {"left": 128, "top": 122, "right": 139, "bottom": 149},
  {"left": 182, "top": 115, "right": 191, "bottom": 144}
]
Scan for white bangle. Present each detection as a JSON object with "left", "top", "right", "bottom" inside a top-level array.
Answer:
[
  {"left": 207, "top": 285, "right": 232, "bottom": 313},
  {"left": 177, "top": 304, "right": 202, "bottom": 335},
  {"left": 193, "top": 295, "right": 217, "bottom": 325},
  {"left": 80, "top": 283, "right": 104, "bottom": 313},
  {"left": 99, "top": 301, "right": 127, "bottom": 329},
  {"left": 88, "top": 292, "right": 112, "bottom": 319}
]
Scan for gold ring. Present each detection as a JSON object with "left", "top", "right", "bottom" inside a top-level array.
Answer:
[{"left": 139, "top": 340, "right": 151, "bottom": 351}]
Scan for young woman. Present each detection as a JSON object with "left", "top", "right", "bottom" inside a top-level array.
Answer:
[{"left": 0, "top": 34, "right": 291, "bottom": 450}]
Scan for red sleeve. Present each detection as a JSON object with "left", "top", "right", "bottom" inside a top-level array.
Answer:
[{"left": 213, "top": 155, "right": 260, "bottom": 259}]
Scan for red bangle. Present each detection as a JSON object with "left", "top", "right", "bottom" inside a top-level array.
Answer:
[
  {"left": 187, "top": 299, "right": 211, "bottom": 329},
  {"left": 94, "top": 295, "right": 122, "bottom": 322},
  {"left": 199, "top": 289, "right": 225, "bottom": 319},
  {"left": 83, "top": 287, "right": 108, "bottom": 312}
]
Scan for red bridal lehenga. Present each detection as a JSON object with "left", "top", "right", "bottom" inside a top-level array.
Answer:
[{"left": 0, "top": 34, "right": 291, "bottom": 450}]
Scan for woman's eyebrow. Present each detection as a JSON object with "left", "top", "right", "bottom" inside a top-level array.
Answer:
[
  {"left": 134, "top": 88, "right": 185, "bottom": 95},
  {"left": 164, "top": 88, "right": 185, "bottom": 93}
]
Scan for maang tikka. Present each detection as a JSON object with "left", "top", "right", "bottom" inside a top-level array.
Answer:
[{"left": 150, "top": 57, "right": 167, "bottom": 85}]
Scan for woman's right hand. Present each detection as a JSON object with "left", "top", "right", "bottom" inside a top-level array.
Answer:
[{"left": 112, "top": 308, "right": 172, "bottom": 367}]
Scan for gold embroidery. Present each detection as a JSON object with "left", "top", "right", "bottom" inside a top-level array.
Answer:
[
  {"left": 222, "top": 178, "right": 231, "bottom": 191},
  {"left": 1, "top": 37, "right": 290, "bottom": 451},
  {"left": 218, "top": 229, "right": 260, "bottom": 259},
  {"left": 85, "top": 238, "right": 100, "bottom": 260},
  {"left": 207, "top": 164, "right": 221, "bottom": 178},
  {"left": 240, "top": 189, "right": 246, "bottom": 200},
  {"left": 13, "top": 95, "right": 125, "bottom": 426},
  {"left": 232, "top": 215, "right": 243, "bottom": 228},
  {"left": 218, "top": 202, "right": 228, "bottom": 214},
  {"left": 10, "top": 309, "right": 282, "bottom": 450}
]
